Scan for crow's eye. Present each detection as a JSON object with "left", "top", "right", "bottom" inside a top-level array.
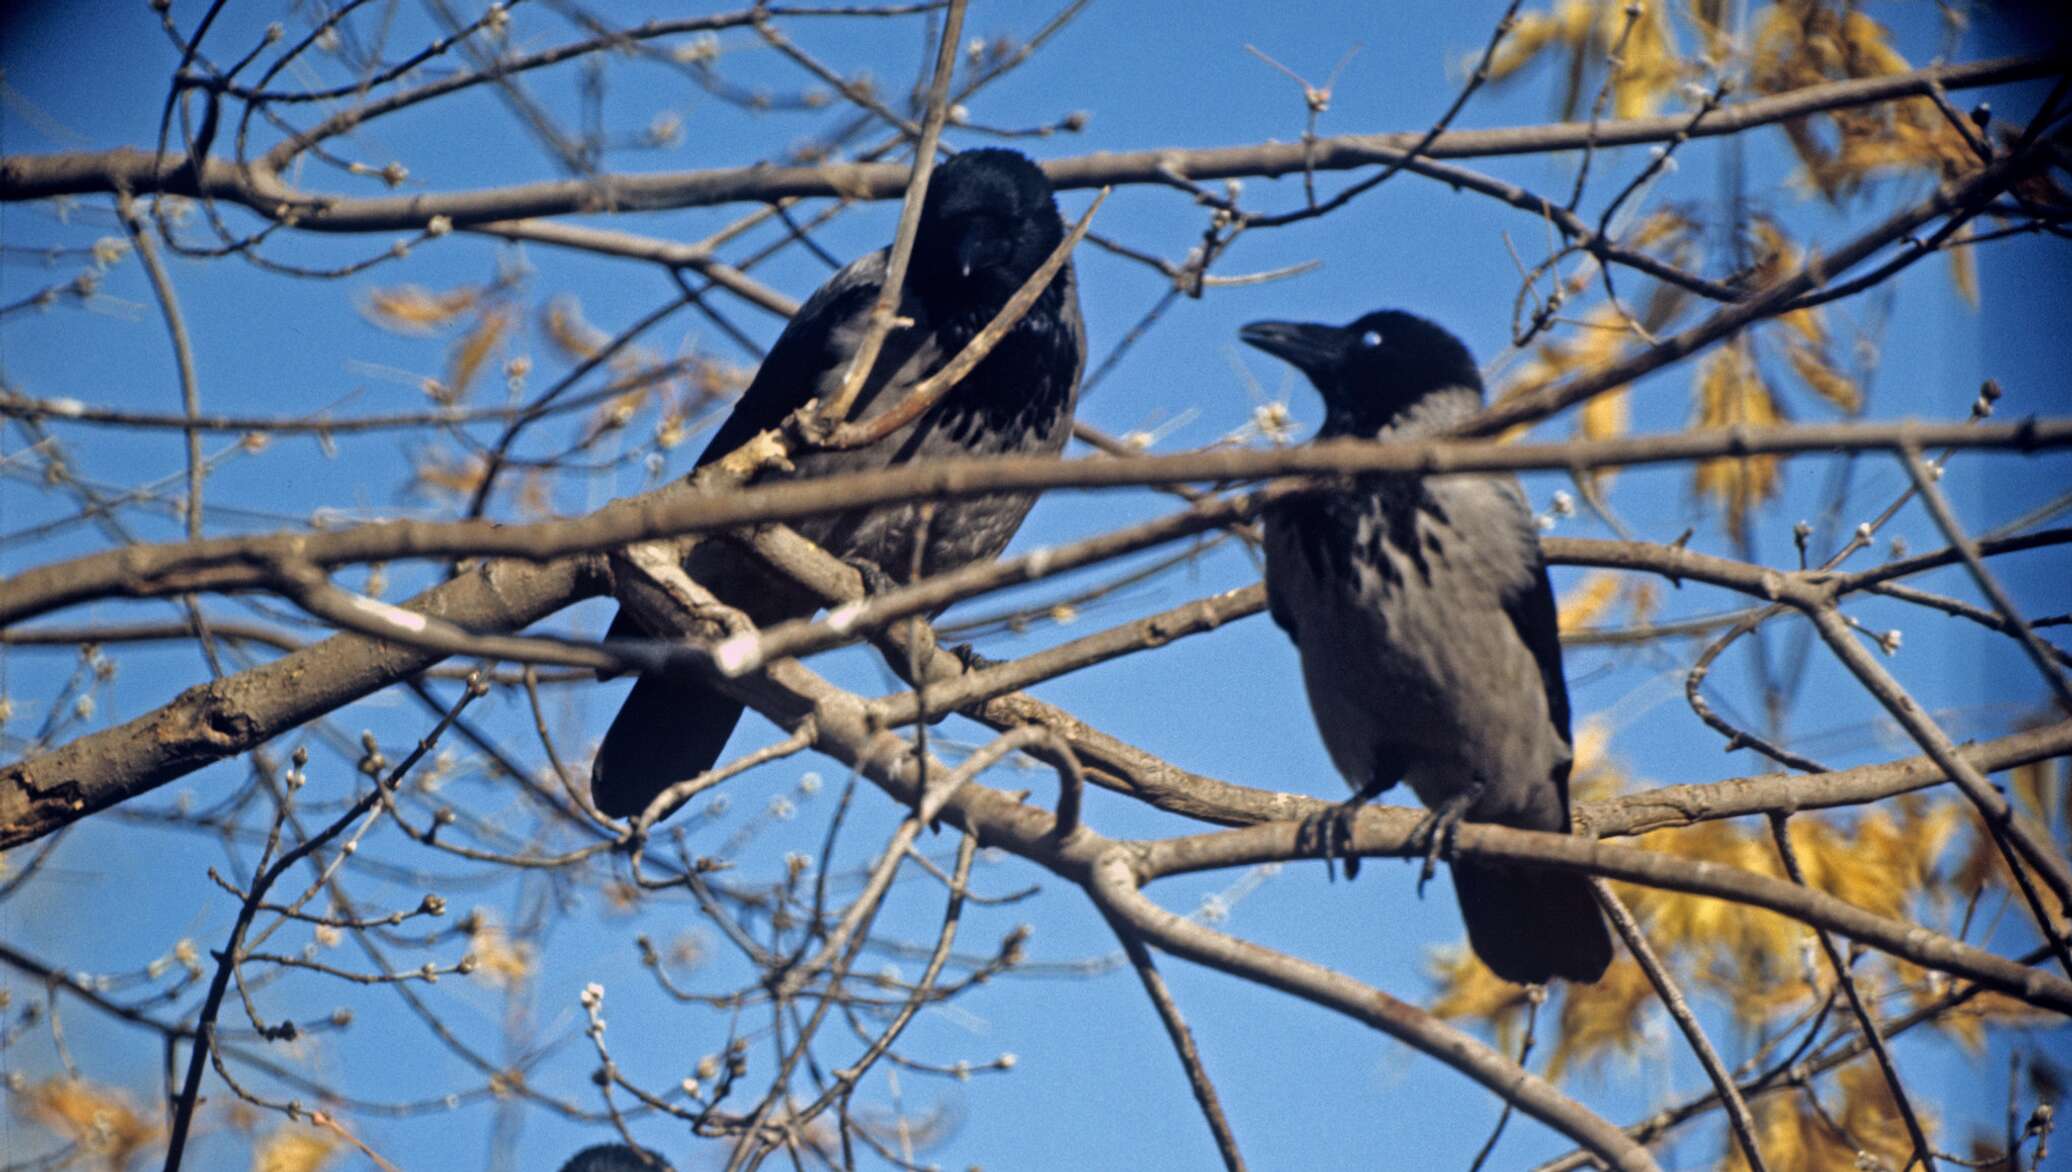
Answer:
[{"left": 1359, "top": 330, "right": 1383, "bottom": 349}]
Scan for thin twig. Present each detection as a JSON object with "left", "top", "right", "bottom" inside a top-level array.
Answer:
[{"left": 1592, "top": 880, "right": 1769, "bottom": 1172}]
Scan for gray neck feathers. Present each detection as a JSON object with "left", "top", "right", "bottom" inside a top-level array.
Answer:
[{"left": 1359, "top": 384, "right": 1483, "bottom": 441}]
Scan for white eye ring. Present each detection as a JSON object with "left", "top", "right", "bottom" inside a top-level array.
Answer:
[{"left": 1359, "top": 330, "right": 1383, "bottom": 349}]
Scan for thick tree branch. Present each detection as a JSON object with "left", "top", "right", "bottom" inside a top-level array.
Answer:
[
  {"left": 2, "top": 57, "right": 2053, "bottom": 226},
  {"left": 6, "top": 418, "right": 2065, "bottom": 625},
  {"left": 1138, "top": 817, "right": 2072, "bottom": 1014}
]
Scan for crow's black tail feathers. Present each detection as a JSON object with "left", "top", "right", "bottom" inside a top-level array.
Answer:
[
  {"left": 1452, "top": 860, "right": 1613, "bottom": 985},
  {"left": 590, "top": 674, "right": 745, "bottom": 820}
]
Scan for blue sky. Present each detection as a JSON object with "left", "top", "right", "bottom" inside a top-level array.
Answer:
[{"left": 3, "top": 2, "right": 2069, "bottom": 1169}]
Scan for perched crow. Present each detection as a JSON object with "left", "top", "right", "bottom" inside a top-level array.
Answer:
[
  {"left": 557, "top": 1144, "right": 669, "bottom": 1172},
  {"left": 1240, "top": 310, "right": 1612, "bottom": 985},
  {"left": 592, "top": 148, "right": 1085, "bottom": 820}
]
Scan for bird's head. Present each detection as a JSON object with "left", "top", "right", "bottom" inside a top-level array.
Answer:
[
  {"left": 557, "top": 1143, "right": 671, "bottom": 1172},
  {"left": 1238, "top": 310, "right": 1482, "bottom": 437},
  {"left": 912, "top": 148, "right": 1066, "bottom": 310}
]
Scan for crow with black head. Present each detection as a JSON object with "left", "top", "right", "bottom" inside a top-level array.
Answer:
[
  {"left": 1242, "top": 309, "right": 1612, "bottom": 986},
  {"left": 592, "top": 149, "right": 1085, "bottom": 822}
]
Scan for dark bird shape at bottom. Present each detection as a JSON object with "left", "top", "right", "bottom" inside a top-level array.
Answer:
[
  {"left": 1241, "top": 309, "right": 1612, "bottom": 985},
  {"left": 557, "top": 1143, "right": 670, "bottom": 1172},
  {"left": 592, "top": 148, "right": 1085, "bottom": 821}
]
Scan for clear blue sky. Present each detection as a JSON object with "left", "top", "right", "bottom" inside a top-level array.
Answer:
[{"left": 3, "top": 3, "right": 2068, "bottom": 1169}]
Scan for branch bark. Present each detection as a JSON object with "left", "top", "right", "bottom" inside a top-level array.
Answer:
[{"left": 1, "top": 57, "right": 2052, "bottom": 226}]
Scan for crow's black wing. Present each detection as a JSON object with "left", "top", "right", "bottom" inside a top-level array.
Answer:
[
  {"left": 601, "top": 252, "right": 886, "bottom": 648},
  {"left": 1501, "top": 553, "right": 1572, "bottom": 744},
  {"left": 692, "top": 250, "right": 890, "bottom": 468}
]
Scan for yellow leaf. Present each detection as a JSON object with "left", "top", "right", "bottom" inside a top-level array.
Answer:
[
  {"left": 1685, "top": 0, "right": 1731, "bottom": 61},
  {"left": 2012, "top": 756, "right": 2063, "bottom": 830},
  {"left": 1568, "top": 716, "right": 1632, "bottom": 799},
  {"left": 1777, "top": 306, "right": 1825, "bottom": 346},
  {"left": 1625, "top": 580, "right": 1660, "bottom": 628},
  {"left": 1691, "top": 345, "right": 1784, "bottom": 540},
  {"left": 1625, "top": 208, "right": 1692, "bottom": 252},
  {"left": 410, "top": 449, "right": 489, "bottom": 502},
  {"left": 467, "top": 910, "right": 536, "bottom": 986},
  {"left": 22, "top": 1077, "right": 159, "bottom": 1167},
  {"left": 1933, "top": 988, "right": 2062, "bottom": 1053},
  {"left": 1488, "top": 304, "right": 1638, "bottom": 444},
  {"left": 1558, "top": 570, "right": 1623, "bottom": 632},
  {"left": 360, "top": 284, "right": 479, "bottom": 334},
  {"left": 442, "top": 307, "right": 511, "bottom": 403},
  {"left": 1428, "top": 945, "right": 1534, "bottom": 1026},
  {"left": 1947, "top": 224, "right": 1979, "bottom": 308},
  {"left": 254, "top": 1126, "right": 340, "bottom": 1172},
  {"left": 1607, "top": 0, "right": 1686, "bottom": 120},
  {"left": 1549, "top": 957, "right": 1654, "bottom": 1076},
  {"left": 1839, "top": 9, "right": 1911, "bottom": 76},
  {"left": 1728, "top": 1058, "right": 1934, "bottom": 1172},
  {"left": 542, "top": 296, "right": 608, "bottom": 361},
  {"left": 1617, "top": 820, "right": 1802, "bottom": 983},
  {"left": 1747, "top": 3, "right": 1977, "bottom": 200},
  {"left": 1782, "top": 338, "right": 1862, "bottom": 413},
  {"left": 1483, "top": 10, "right": 1565, "bottom": 83},
  {"left": 1580, "top": 383, "right": 1629, "bottom": 442},
  {"left": 1576, "top": 381, "right": 1629, "bottom": 491},
  {"left": 1786, "top": 805, "right": 1955, "bottom": 925}
]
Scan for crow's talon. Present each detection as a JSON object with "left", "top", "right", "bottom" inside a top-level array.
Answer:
[
  {"left": 1297, "top": 801, "right": 1364, "bottom": 882},
  {"left": 841, "top": 556, "right": 900, "bottom": 597},
  {"left": 1410, "top": 792, "right": 1476, "bottom": 898},
  {"left": 951, "top": 642, "right": 998, "bottom": 672}
]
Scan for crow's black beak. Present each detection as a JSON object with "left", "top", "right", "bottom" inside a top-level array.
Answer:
[
  {"left": 954, "top": 225, "right": 990, "bottom": 281},
  {"left": 1238, "top": 320, "right": 1347, "bottom": 380}
]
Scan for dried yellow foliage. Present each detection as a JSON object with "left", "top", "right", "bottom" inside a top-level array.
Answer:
[
  {"left": 1952, "top": 757, "right": 2066, "bottom": 898},
  {"left": 1748, "top": 218, "right": 1808, "bottom": 295},
  {"left": 410, "top": 449, "right": 488, "bottom": 501},
  {"left": 1483, "top": 1, "right": 1693, "bottom": 120},
  {"left": 1492, "top": 305, "right": 1640, "bottom": 444},
  {"left": 1558, "top": 571, "right": 1624, "bottom": 632},
  {"left": 1626, "top": 208, "right": 1692, "bottom": 253},
  {"left": 1618, "top": 820, "right": 1802, "bottom": 988},
  {"left": 516, "top": 469, "right": 553, "bottom": 519},
  {"left": 1685, "top": 0, "right": 1732, "bottom": 63},
  {"left": 1725, "top": 218, "right": 1865, "bottom": 416},
  {"left": 2012, "top": 756, "right": 2065, "bottom": 832},
  {"left": 253, "top": 1125, "right": 340, "bottom": 1172},
  {"left": 1781, "top": 337, "right": 1861, "bottom": 413},
  {"left": 542, "top": 296, "right": 609, "bottom": 361},
  {"left": 1947, "top": 223, "right": 1979, "bottom": 308},
  {"left": 20, "top": 1077, "right": 159, "bottom": 1168},
  {"left": 1577, "top": 381, "right": 1630, "bottom": 490},
  {"left": 1749, "top": 2, "right": 1979, "bottom": 201},
  {"left": 693, "top": 357, "right": 754, "bottom": 405},
  {"left": 584, "top": 388, "right": 650, "bottom": 441},
  {"left": 442, "top": 307, "right": 512, "bottom": 403},
  {"left": 1484, "top": 1, "right": 1598, "bottom": 88},
  {"left": 1783, "top": 804, "right": 1959, "bottom": 924},
  {"left": 1428, "top": 944, "right": 1535, "bottom": 1028},
  {"left": 1690, "top": 344, "right": 1783, "bottom": 540},
  {"left": 1616, "top": 802, "right": 1957, "bottom": 1023},
  {"left": 1625, "top": 579, "right": 1661, "bottom": 628},
  {"left": 361, "top": 284, "right": 480, "bottom": 334},
  {"left": 1935, "top": 989, "right": 2063, "bottom": 1054},
  {"left": 1727, "top": 1058, "right": 1933, "bottom": 1172},
  {"left": 1569, "top": 717, "right": 1632, "bottom": 801},
  {"left": 1607, "top": 0, "right": 1685, "bottom": 119},
  {"left": 468, "top": 910, "right": 537, "bottom": 986},
  {"left": 1549, "top": 957, "right": 1654, "bottom": 1075}
]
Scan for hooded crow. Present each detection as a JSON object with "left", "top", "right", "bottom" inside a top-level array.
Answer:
[
  {"left": 593, "top": 149, "right": 1085, "bottom": 821},
  {"left": 1241, "top": 309, "right": 1612, "bottom": 985}
]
